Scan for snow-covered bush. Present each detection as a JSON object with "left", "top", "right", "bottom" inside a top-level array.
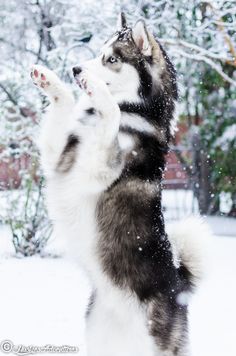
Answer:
[{"left": 1, "top": 178, "right": 52, "bottom": 257}]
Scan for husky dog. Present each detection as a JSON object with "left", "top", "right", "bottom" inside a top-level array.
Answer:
[{"left": 31, "top": 13, "right": 207, "bottom": 356}]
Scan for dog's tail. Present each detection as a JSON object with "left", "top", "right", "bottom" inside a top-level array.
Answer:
[{"left": 167, "top": 217, "right": 212, "bottom": 290}]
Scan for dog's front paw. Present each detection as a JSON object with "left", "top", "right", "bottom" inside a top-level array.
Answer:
[
  {"left": 74, "top": 70, "right": 109, "bottom": 97},
  {"left": 30, "top": 65, "right": 51, "bottom": 89},
  {"left": 74, "top": 70, "right": 95, "bottom": 97},
  {"left": 30, "top": 65, "right": 75, "bottom": 105},
  {"left": 73, "top": 69, "right": 118, "bottom": 119},
  {"left": 77, "top": 75, "right": 92, "bottom": 96}
]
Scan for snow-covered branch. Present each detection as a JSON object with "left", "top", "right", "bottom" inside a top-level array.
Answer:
[
  {"left": 160, "top": 38, "right": 232, "bottom": 63},
  {"left": 170, "top": 48, "right": 236, "bottom": 87},
  {"left": 0, "top": 83, "right": 29, "bottom": 117}
]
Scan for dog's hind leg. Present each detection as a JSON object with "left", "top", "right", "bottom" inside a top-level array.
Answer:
[
  {"left": 31, "top": 65, "right": 76, "bottom": 176},
  {"left": 148, "top": 297, "right": 190, "bottom": 356}
]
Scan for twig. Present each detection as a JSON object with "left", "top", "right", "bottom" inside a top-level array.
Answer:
[
  {"left": 160, "top": 38, "right": 233, "bottom": 64},
  {"left": 0, "top": 83, "right": 28, "bottom": 117},
  {"left": 170, "top": 48, "right": 236, "bottom": 87}
]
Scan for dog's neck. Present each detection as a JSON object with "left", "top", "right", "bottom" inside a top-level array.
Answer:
[{"left": 112, "top": 90, "right": 141, "bottom": 107}]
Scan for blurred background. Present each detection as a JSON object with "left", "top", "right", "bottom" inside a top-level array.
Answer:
[
  {"left": 0, "top": 0, "right": 235, "bottom": 255},
  {"left": 0, "top": 1, "right": 235, "bottom": 355}
]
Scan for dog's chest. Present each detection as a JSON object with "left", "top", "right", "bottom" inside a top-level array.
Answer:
[
  {"left": 47, "top": 182, "right": 101, "bottom": 272},
  {"left": 71, "top": 201, "right": 100, "bottom": 275}
]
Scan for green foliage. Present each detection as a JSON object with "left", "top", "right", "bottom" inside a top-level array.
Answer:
[{"left": 198, "top": 66, "right": 236, "bottom": 196}]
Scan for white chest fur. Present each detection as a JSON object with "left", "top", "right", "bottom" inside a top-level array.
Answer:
[
  {"left": 46, "top": 178, "right": 100, "bottom": 274},
  {"left": 86, "top": 281, "right": 159, "bottom": 356}
]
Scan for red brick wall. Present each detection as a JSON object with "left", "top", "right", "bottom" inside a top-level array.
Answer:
[
  {"left": 0, "top": 155, "right": 30, "bottom": 190},
  {"left": 163, "top": 123, "right": 190, "bottom": 189},
  {"left": 163, "top": 151, "right": 189, "bottom": 189}
]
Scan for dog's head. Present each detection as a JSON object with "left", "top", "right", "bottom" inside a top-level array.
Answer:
[{"left": 73, "top": 13, "right": 177, "bottom": 103}]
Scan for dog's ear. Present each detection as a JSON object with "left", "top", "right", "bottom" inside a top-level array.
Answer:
[
  {"left": 117, "top": 12, "right": 127, "bottom": 30},
  {"left": 132, "top": 20, "right": 152, "bottom": 56}
]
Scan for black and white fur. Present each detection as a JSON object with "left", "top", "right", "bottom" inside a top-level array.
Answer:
[{"left": 31, "top": 14, "right": 209, "bottom": 356}]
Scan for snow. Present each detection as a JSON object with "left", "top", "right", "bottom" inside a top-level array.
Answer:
[
  {"left": 205, "top": 216, "right": 236, "bottom": 237},
  {"left": 162, "top": 189, "right": 199, "bottom": 221},
  {"left": 0, "top": 222, "right": 236, "bottom": 356},
  {"left": 0, "top": 257, "right": 90, "bottom": 352},
  {"left": 0, "top": 226, "right": 90, "bottom": 355},
  {"left": 190, "top": 235, "right": 236, "bottom": 356},
  {"left": 162, "top": 189, "right": 236, "bottom": 237}
]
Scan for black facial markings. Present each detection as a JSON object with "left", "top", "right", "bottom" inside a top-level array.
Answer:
[
  {"left": 111, "top": 34, "right": 178, "bottom": 103},
  {"left": 112, "top": 47, "right": 123, "bottom": 60},
  {"left": 118, "top": 52, "right": 178, "bottom": 143},
  {"left": 113, "top": 42, "right": 153, "bottom": 97},
  {"left": 56, "top": 134, "right": 79, "bottom": 173},
  {"left": 116, "top": 27, "right": 132, "bottom": 41}
]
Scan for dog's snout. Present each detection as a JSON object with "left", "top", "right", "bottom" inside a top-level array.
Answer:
[{"left": 72, "top": 66, "right": 82, "bottom": 77}]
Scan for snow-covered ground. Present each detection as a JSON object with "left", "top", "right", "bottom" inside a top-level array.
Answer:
[
  {"left": 0, "top": 226, "right": 90, "bottom": 355},
  {"left": 0, "top": 221, "right": 236, "bottom": 356},
  {"left": 189, "top": 235, "right": 236, "bottom": 356}
]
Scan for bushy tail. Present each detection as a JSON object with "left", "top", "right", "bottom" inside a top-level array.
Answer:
[{"left": 167, "top": 217, "right": 212, "bottom": 289}]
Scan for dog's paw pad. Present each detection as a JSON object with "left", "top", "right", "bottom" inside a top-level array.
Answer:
[
  {"left": 34, "top": 69, "right": 39, "bottom": 78},
  {"left": 75, "top": 72, "right": 94, "bottom": 96},
  {"left": 31, "top": 66, "right": 50, "bottom": 90}
]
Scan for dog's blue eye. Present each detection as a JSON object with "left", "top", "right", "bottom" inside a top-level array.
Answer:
[{"left": 108, "top": 56, "right": 117, "bottom": 64}]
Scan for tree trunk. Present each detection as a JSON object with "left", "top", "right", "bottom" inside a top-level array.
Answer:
[
  {"left": 229, "top": 193, "right": 236, "bottom": 217},
  {"left": 191, "top": 127, "right": 219, "bottom": 215}
]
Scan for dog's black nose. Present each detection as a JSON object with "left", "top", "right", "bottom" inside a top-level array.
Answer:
[{"left": 72, "top": 66, "right": 82, "bottom": 77}]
